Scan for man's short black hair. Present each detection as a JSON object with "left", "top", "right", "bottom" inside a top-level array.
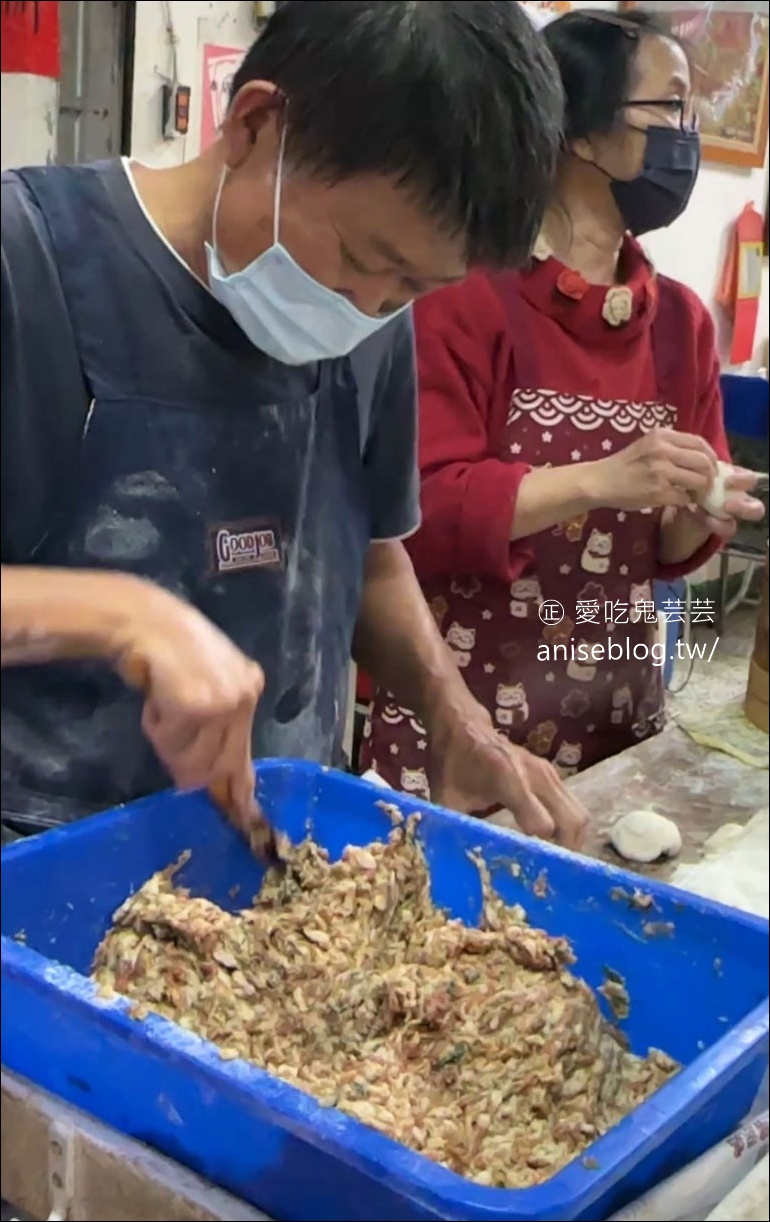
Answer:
[{"left": 231, "top": 1, "right": 564, "bottom": 269}]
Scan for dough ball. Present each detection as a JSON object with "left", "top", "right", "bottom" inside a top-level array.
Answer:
[
  {"left": 610, "top": 809, "right": 683, "bottom": 864},
  {"left": 697, "top": 460, "right": 734, "bottom": 521}
]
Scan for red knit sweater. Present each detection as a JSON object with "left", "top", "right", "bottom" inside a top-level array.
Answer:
[{"left": 406, "top": 245, "right": 728, "bottom": 585}]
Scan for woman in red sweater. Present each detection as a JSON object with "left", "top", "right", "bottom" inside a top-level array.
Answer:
[{"left": 362, "top": 9, "right": 763, "bottom": 801}]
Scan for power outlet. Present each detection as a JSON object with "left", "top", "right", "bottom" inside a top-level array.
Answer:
[{"left": 161, "top": 83, "right": 191, "bottom": 140}]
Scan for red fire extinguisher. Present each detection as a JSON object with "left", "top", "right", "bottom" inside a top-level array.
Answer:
[{"left": 716, "top": 202, "right": 765, "bottom": 366}]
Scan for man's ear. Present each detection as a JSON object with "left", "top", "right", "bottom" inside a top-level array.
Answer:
[{"left": 220, "top": 81, "right": 285, "bottom": 170}]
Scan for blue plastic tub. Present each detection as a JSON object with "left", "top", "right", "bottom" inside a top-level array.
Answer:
[{"left": 2, "top": 761, "right": 768, "bottom": 1222}]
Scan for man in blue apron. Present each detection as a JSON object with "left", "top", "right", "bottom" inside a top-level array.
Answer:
[{"left": 0, "top": 1, "right": 587, "bottom": 849}]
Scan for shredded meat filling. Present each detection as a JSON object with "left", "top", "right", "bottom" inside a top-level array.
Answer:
[{"left": 92, "top": 817, "right": 679, "bottom": 1188}]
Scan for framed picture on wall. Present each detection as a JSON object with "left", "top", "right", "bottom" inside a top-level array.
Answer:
[{"left": 620, "top": 1, "right": 769, "bottom": 168}]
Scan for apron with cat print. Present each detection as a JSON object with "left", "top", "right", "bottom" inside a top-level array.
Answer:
[{"left": 364, "top": 276, "right": 682, "bottom": 803}]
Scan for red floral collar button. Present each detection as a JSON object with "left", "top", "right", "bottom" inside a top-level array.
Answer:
[{"left": 556, "top": 268, "right": 588, "bottom": 301}]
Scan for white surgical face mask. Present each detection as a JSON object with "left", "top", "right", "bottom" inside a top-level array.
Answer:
[{"left": 205, "top": 126, "right": 410, "bottom": 365}]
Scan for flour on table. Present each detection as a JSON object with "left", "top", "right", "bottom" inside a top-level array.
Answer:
[{"left": 671, "top": 808, "right": 769, "bottom": 920}]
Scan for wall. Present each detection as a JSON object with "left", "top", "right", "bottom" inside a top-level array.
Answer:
[
  {"left": 130, "top": 0, "right": 260, "bottom": 167},
  {"left": 0, "top": 1, "right": 766, "bottom": 365},
  {"left": 645, "top": 125, "right": 769, "bottom": 372},
  {"left": 130, "top": 0, "right": 769, "bottom": 367},
  {"left": 0, "top": 73, "right": 57, "bottom": 169}
]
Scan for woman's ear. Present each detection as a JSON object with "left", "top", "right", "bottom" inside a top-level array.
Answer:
[{"left": 570, "top": 136, "right": 597, "bottom": 165}]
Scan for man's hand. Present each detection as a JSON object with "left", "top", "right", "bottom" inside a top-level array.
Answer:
[
  {"left": 427, "top": 700, "right": 588, "bottom": 851},
  {"left": 354, "top": 541, "right": 587, "bottom": 850},
  {"left": 112, "top": 581, "right": 266, "bottom": 836},
  {"left": 1, "top": 567, "right": 269, "bottom": 839}
]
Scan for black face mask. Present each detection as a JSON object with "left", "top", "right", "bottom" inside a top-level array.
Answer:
[{"left": 610, "top": 125, "right": 701, "bottom": 237}]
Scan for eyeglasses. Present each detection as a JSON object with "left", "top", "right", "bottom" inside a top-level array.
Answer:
[{"left": 621, "top": 98, "right": 699, "bottom": 133}]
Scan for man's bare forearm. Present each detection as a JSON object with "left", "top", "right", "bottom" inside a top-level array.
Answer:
[
  {"left": 0, "top": 566, "right": 140, "bottom": 666},
  {"left": 352, "top": 541, "right": 474, "bottom": 730}
]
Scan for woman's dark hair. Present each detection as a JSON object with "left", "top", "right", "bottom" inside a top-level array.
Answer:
[
  {"left": 543, "top": 9, "right": 681, "bottom": 142},
  {"left": 230, "top": 1, "right": 564, "bottom": 270}
]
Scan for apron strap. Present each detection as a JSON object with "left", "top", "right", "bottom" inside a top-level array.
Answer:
[
  {"left": 649, "top": 277, "right": 685, "bottom": 409},
  {"left": 488, "top": 271, "right": 541, "bottom": 388}
]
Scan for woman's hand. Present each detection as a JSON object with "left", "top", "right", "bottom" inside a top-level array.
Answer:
[
  {"left": 589, "top": 429, "right": 718, "bottom": 512},
  {"left": 658, "top": 468, "right": 764, "bottom": 565},
  {"left": 705, "top": 467, "right": 765, "bottom": 536},
  {"left": 666, "top": 468, "right": 765, "bottom": 542},
  {"left": 111, "top": 580, "right": 266, "bottom": 837}
]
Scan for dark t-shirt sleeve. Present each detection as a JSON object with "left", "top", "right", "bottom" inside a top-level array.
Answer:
[
  {"left": 1, "top": 171, "right": 89, "bottom": 563},
  {"left": 360, "top": 310, "right": 421, "bottom": 541}
]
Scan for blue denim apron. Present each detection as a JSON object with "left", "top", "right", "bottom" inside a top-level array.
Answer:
[{"left": 1, "top": 166, "right": 369, "bottom": 834}]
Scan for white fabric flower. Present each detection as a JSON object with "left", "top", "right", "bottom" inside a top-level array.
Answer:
[{"left": 602, "top": 285, "right": 634, "bottom": 327}]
